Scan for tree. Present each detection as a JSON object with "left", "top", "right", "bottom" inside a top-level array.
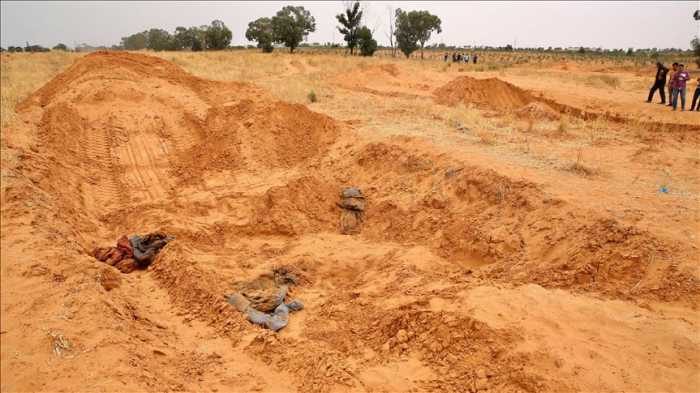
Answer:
[
  {"left": 394, "top": 8, "right": 442, "bottom": 59},
  {"left": 205, "top": 20, "right": 233, "bottom": 50},
  {"left": 246, "top": 17, "right": 274, "bottom": 52},
  {"left": 8, "top": 46, "right": 23, "bottom": 53},
  {"left": 52, "top": 43, "right": 70, "bottom": 51},
  {"left": 173, "top": 27, "right": 192, "bottom": 51},
  {"left": 384, "top": 6, "right": 397, "bottom": 57},
  {"left": 412, "top": 11, "right": 442, "bottom": 59},
  {"left": 148, "top": 28, "right": 175, "bottom": 51},
  {"left": 190, "top": 27, "right": 207, "bottom": 51},
  {"left": 693, "top": 11, "right": 700, "bottom": 67},
  {"left": 626, "top": 47, "right": 633, "bottom": 56},
  {"left": 395, "top": 9, "right": 418, "bottom": 58},
  {"left": 691, "top": 38, "right": 700, "bottom": 68},
  {"left": 336, "top": 0, "right": 363, "bottom": 55},
  {"left": 271, "top": 6, "right": 316, "bottom": 53},
  {"left": 357, "top": 26, "right": 377, "bottom": 56},
  {"left": 24, "top": 43, "right": 49, "bottom": 53},
  {"left": 578, "top": 46, "right": 586, "bottom": 54},
  {"left": 121, "top": 31, "right": 148, "bottom": 50},
  {"left": 505, "top": 44, "right": 513, "bottom": 51}
]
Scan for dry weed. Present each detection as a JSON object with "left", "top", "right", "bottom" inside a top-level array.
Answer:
[{"left": 42, "top": 327, "right": 71, "bottom": 357}]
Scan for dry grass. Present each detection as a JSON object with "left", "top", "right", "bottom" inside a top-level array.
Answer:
[
  {"left": 443, "top": 102, "right": 486, "bottom": 131},
  {"left": 1, "top": 51, "right": 84, "bottom": 128},
  {"left": 42, "top": 327, "right": 71, "bottom": 357}
]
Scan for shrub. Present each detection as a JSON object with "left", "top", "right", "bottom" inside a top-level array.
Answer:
[{"left": 307, "top": 90, "right": 318, "bottom": 103}]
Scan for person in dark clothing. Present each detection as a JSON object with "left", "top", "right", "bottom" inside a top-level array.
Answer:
[
  {"left": 444, "top": 52, "right": 449, "bottom": 62},
  {"left": 473, "top": 54, "right": 478, "bottom": 64},
  {"left": 690, "top": 75, "right": 700, "bottom": 112},
  {"left": 452, "top": 52, "right": 457, "bottom": 62},
  {"left": 646, "top": 62, "right": 669, "bottom": 104}
]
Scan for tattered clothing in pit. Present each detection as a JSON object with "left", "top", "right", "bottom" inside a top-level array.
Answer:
[
  {"left": 130, "top": 233, "right": 176, "bottom": 267},
  {"left": 227, "top": 271, "right": 303, "bottom": 332},
  {"left": 338, "top": 187, "right": 365, "bottom": 235},
  {"left": 92, "top": 232, "right": 175, "bottom": 273}
]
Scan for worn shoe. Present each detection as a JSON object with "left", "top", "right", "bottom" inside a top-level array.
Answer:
[
  {"left": 645, "top": 100, "right": 652, "bottom": 103},
  {"left": 658, "top": 102, "right": 666, "bottom": 104}
]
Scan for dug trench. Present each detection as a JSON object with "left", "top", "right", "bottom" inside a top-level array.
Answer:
[{"left": 1, "top": 52, "right": 698, "bottom": 393}]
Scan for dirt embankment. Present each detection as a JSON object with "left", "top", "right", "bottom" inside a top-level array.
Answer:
[{"left": 1, "top": 52, "right": 698, "bottom": 393}]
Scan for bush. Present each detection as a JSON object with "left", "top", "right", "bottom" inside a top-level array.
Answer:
[
  {"left": 262, "top": 42, "right": 274, "bottom": 53},
  {"left": 307, "top": 90, "right": 318, "bottom": 103},
  {"left": 357, "top": 26, "right": 377, "bottom": 57}
]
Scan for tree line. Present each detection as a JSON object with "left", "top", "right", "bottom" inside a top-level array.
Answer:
[
  {"left": 0, "top": 2, "right": 442, "bottom": 58},
  {"left": 2, "top": 4, "right": 697, "bottom": 66}
]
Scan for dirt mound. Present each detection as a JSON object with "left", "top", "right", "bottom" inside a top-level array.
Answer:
[
  {"left": 182, "top": 100, "right": 339, "bottom": 175},
  {"left": 434, "top": 76, "right": 536, "bottom": 108},
  {"left": 6, "top": 51, "right": 340, "bottom": 218},
  {"left": 551, "top": 60, "right": 591, "bottom": 72},
  {"left": 331, "top": 63, "right": 434, "bottom": 98}
]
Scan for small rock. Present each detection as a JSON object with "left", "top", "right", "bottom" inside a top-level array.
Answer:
[
  {"left": 101, "top": 268, "right": 122, "bottom": 291},
  {"left": 476, "top": 369, "right": 487, "bottom": 379},
  {"left": 211, "top": 351, "right": 222, "bottom": 359},
  {"left": 381, "top": 342, "right": 390, "bottom": 352},
  {"left": 396, "top": 329, "right": 408, "bottom": 343},
  {"left": 475, "top": 378, "right": 490, "bottom": 390}
]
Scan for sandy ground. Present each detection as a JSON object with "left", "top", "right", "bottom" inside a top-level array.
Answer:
[{"left": 1, "top": 51, "right": 699, "bottom": 393}]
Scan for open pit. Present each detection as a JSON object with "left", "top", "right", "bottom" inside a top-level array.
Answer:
[{"left": 1, "top": 51, "right": 698, "bottom": 393}]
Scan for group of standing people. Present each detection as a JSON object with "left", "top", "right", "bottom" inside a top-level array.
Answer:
[
  {"left": 647, "top": 61, "right": 699, "bottom": 112},
  {"left": 444, "top": 52, "right": 478, "bottom": 65}
]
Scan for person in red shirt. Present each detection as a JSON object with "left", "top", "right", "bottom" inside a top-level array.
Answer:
[
  {"left": 670, "top": 63, "right": 691, "bottom": 111},
  {"left": 666, "top": 63, "right": 678, "bottom": 107}
]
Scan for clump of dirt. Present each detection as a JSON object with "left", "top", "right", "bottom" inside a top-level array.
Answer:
[{"left": 434, "top": 76, "right": 536, "bottom": 108}]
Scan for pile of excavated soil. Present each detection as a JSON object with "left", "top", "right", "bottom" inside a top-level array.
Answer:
[
  {"left": 2, "top": 52, "right": 698, "bottom": 393},
  {"left": 433, "top": 76, "right": 536, "bottom": 108},
  {"left": 331, "top": 64, "right": 435, "bottom": 98},
  {"left": 550, "top": 60, "right": 592, "bottom": 72}
]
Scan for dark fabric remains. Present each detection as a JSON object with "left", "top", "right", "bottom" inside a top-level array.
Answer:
[{"left": 129, "top": 232, "right": 176, "bottom": 267}]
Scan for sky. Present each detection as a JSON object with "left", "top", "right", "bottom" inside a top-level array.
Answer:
[{"left": 1, "top": 1, "right": 699, "bottom": 50}]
